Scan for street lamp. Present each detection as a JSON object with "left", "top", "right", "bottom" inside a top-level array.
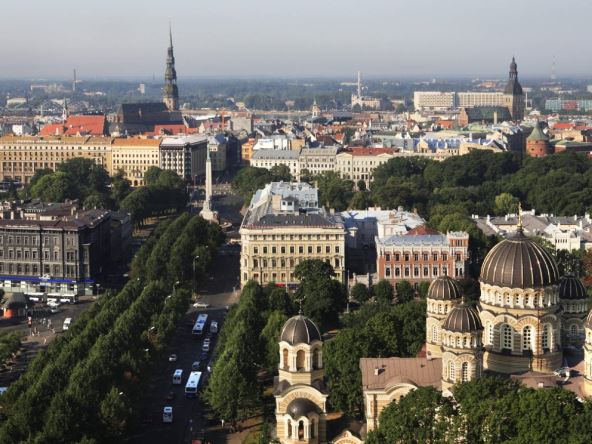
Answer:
[
  {"left": 192, "top": 256, "right": 199, "bottom": 295},
  {"left": 172, "top": 281, "right": 180, "bottom": 297}
]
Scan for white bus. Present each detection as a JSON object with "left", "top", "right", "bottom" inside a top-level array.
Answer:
[
  {"left": 192, "top": 314, "right": 208, "bottom": 336},
  {"left": 172, "top": 369, "right": 183, "bottom": 385},
  {"left": 185, "top": 371, "right": 202, "bottom": 398}
]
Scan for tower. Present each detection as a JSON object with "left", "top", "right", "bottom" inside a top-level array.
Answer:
[
  {"left": 558, "top": 275, "right": 588, "bottom": 348},
  {"left": 440, "top": 304, "right": 483, "bottom": 393},
  {"left": 275, "top": 314, "right": 328, "bottom": 443},
  {"left": 425, "top": 276, "right": 463, "bottom": 359},
  {"left": 62, "top": 97, "right": 69, "bottom": 123},
  {"left": 479, "top": 221, "right": 562, "bottom": 374},
  {"left": 163, "top": 24, "right": 179, "bottom": 111},
  {"left": 311, "top": 98, "right": 320, "bottom": 119},
  {"left": 503, "top": 57, "right": 525, "bottom": 121},
  {"left": 526, "top": 121, "right": 551, "bottom": 157}
]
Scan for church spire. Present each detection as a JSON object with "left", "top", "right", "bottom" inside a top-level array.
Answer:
[{"left": 163, "top": 22, "right": 179, "bottom": 111}]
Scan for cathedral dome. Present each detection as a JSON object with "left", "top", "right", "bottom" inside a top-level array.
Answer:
[
  {"left": 442, "top": 305, "right": 483, "bottom": 333},
  {"left": 280, "top": 314, "right": 321, "bottom": 345},
  {"left": 559, "top": 275, "right": 587, "bottom": 300},
  {"left": 427, "top": 276, "right": 462, "bottom": 300},
  {"left": 287, "top": 398, "right": 321, "bottom": 419},
  {"left": 480, "top": 230, "right": 559, "bottom": 289}
]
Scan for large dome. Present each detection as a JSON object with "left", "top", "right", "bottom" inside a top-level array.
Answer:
[
  {"left": 480, "top": 230, "right": 559, "bottom": 289},
  {"left": 559, "top": 275, "right": 587, "bottom": 300},
  {"left": 442, "top": 305, "right": 483, "bottom": 333},
  {"left": 427, "top": 276, "right": 462, "bottom": 300},
  {"left": 280, "top": 315, "right": 321, "bottom": 345}
]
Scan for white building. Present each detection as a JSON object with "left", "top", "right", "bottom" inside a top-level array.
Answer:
[
  {"left": 457, "top": 92, "right": 505, "bottom": 108},
  {"left": 413, "top": 92, "right": 456, "bottom": 111},
  {"left": 253, "top": 135, "right": 290, "bottom": 151},
  {"left": 250, "top": 149, "right": 300, "bottom": 179}
]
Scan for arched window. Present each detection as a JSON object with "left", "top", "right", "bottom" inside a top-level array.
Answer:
[
  {"left": 296, "top": 350, "right": 306, "bottom": 371},
  {"left": 542, "top": 325, "right": 551, "bottom": 350},
  {"left": 522, "top": 326, "right": 532, "bottom": 351},
  {"left": 313, "top": 348, "right": 321, "bottom": 369},
  {"left": 432, "top": 325, "right": 439, "bottom": 343},
  {"left": 570, "top": 324, "right": 578, "bottom": 338},
  {"left": 282, "top": 348, "right": 289, "bottom": 369},
  {"left": 502, "top": 324, "right": 513, "bottom": 350},
  {"left": 487, "top": 322, "right": 494, "bottom": 345},
  {"left": 287, "top": 420, "right": 292, "bottom": 438},
  {"left": 461, "top": 362, "right": 469, "bottom": 382},
  {"left": 449, "top": 360, "right": 456, "bottom": 382},
  {"left": 298, "top": 420, "right": 305, "bottom": 440}
]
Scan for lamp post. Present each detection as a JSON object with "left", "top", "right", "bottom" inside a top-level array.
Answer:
[
  {"left": 192, "top": 256, "right": 199, "bottom": 295},
  {"left": 172, "top": 280, "right": 180, "bottom": 297}
]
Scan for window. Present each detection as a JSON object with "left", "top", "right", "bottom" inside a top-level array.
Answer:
[
  {"left": 414, "top": 253, "right": 419, "bottom": 261},
  {"left": 433, "top": 253, "right": 438, "bottom": 261},
  {"left": 414, "top": 267, "right": 419, "bottom": 277},
  {"left": 456, "top": 253, "right": 461, "bottom": 261},
  {"left": 272, "top": 246, "right": 276, "bottom": 254},
  {"left": 542, "top": 324, "right": 551, "bottom": 350},
  {"left": 281, "top": 246, "right": 285, "bottom": 254},
  {"left": 448, "top": 361, "right": 456, "bottom": 382},
  {"left": 423, "top": 267, "right": 429, "bottom": 276},
  {"left": 423, "top": 253, "right": 428, "bottom": 261},
  {"left": 395, "top": 267, "right": 400, "bottom": 277},
  {"left": 404, "top": 254, "right": 409, "bottom": 261},
  {"left": 290, "top": 246, "right": 294, "bottom": 254},
  {"left": 570, "top": 324, "right": 578, "bottom": 338},
  {"left": 326, "top": 245, "right": 330, "bottom": 254},
  {"left": 502, "top": 324, "right": 513, "bottom": 350},
  {"left": 263, "top": 246, "right": 268, "bottom": 254},
  {"left": 461, "top": 362, "right": 469, "bottom": 382},
  {"left": 487, "top": 322, "right": 494, "bottom": 345},
  {"left": 395, "top": 253, "right": 400, "bottom": 261},
  {"left": 296, "top": 350, "right": 305, "bottom": 371},
  {"left": 335, "top": 246, "right": 340, "bottom": 254},
  {"left": 442, "top": 253, "right": 448, "bottom": 261},
  {"left": 254, "top": 246, "right": 258, "bottom": 254},
  {"left": 522, "top": 326, "right": 532, "bottom": 350},
  {"left": 298, "top": 246, "right": 304, "bottom": 254},
  {"left": 433, "top": 267, "right": 438, "bottom": 276},
  {"left": 308, "top": 246, "right": 313, "bottom": 254},
  {"left": 432, "top": 325, "right": 438, "bottom": 342},
  {"left": 385, "top": 267, "right": 391, "bottom": 277},
  {"left": 385, "top": 253, "right": 391, "bottom": 262}
]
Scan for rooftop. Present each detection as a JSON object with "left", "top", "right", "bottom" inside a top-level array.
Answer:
[{"left": 360, "top": 357, "right": 442, "bottom": 391}]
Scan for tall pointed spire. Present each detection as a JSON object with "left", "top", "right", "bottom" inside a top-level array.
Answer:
[{"left": 163, "top": 22, "right": 179, "bottom": 111}]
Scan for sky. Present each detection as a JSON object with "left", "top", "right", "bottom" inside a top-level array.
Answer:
[{"left": 1, "top": 0, "right": 591, "bottom": 80}]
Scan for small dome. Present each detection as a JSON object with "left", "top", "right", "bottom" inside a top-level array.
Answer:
[
  {"left": 280, "top": 315, "right": 321, "bottom": 345},
  {"left": 287, "top": 398, "right": 320, "bottom": 419},
  {"left": 559, "top": 275, "right": 587, "bottom": 300},
  {"left": 480, "top": 230, "right": 559, "bottom": 289},
  {"left": 427, "top": 276, "right": 462, "bottom": 300},
  {"left": 442, "top": 305, "right": 483, "bottom": 333}
]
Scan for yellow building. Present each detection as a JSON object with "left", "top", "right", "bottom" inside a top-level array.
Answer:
[
  {"left": 239, "top": 182, "right": 345, "bottom": 287},
  {"left": 0, "top": 135, "right": 112, "bottom": 184},
  {"left": 111, "top": 138, "right": 161, "bottom": 186},
  {"left": 335, "top": 148, "right": 394, "bottom": 189}
]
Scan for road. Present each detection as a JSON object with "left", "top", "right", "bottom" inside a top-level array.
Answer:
[{"left": 131, "top": 242, "right": 241, "bottom": 444}]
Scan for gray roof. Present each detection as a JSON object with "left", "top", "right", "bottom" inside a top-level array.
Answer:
[
  {"left": 251, "top": 149, "right": 299, "bottom": 160},
  {"left": 480, "top": 230, "right": 559, "bottom": 289},
  {"left": 255, "top": 213, "right": 338, "bottom": 228},
  {"left": 427, "top": 276, "right": 463, "bottom": 301},
  {"left": 443, "top": 305, "right": 483, "bottom": 333},
  {"left": 280, "top": 315, "right": 322, "bottom": 345},
  {"left": 559, "top": 275, "right": 587, "bottom": 301},
  {"left": 377, "top": 234, "right": 447, "bottom": 247}
]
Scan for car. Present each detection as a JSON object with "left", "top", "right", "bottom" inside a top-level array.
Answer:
[
  {"left": 191, "top": 361, "right": 201, "bottom": 371},
  {"left": 165, "top": 391, "right": 175, "bottom": 401},
  {"left": 168, "top": 354, "right": 177, "bottom": 362},
  {"left": 200, "top": 351, "right": 208, "bottom": 361},
  {"left": 193, "top": 301, "right": 210, "bottom": 309},
  {"left": 49, "top": 306, "right": 60, "bottom": 314},
  {"left": 553, "top": 367, "right": 571, "bottom": 377},
  {"left": 210, "top": 321, "right": 218, "bottom": 334},
  {"left": 202, "top": 339, "right": 210, "bottom": 352}
]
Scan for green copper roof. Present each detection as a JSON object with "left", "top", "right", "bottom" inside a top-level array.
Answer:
[{"left": 527, "top": 123, "right": 549, "bottom": 141}]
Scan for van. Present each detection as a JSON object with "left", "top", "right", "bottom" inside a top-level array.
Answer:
[
  {"left": 210, "top": 321, "right": 218, "bottom": 334},
  {"left": 62, "top": 318, "right": 72, "bottom": 331},
  {"left": 172, "top": 369, "right": 183, "bottom": 385},
  {"left": 162, "top": 406, "right": 173, "bottom": 423}
]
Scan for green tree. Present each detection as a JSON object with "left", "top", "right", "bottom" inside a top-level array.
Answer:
[
  {"left": 99, "top": 386, "right": 131, "bottom": 438},
  {"left": 417, "top": 281, "right": 430, "bottom": 298},
  {"left": 350, "top": 283, "right": 369, "bottom": 303},
  {"left": 30, "top": 172, "right": 75, "bottom": 202},
  {"left": 494, "top": 192, "right": 519, "bottom": 215},
  {"left": 270, "top": 164, "right": 292, "bottom": 182},
  {"left": 349, "top": 191, "right": 373, "bottom": 210},
  {"left": 260, "top": 310, "right": 288, "bottom": 373},
  {"left": 143, "top": 166, "right": 163, "bottom": 186},
  {"left": 372, "top": 279, "right": 394, "bottom": 304},
  {"left": 110, "top": 170, "right": 132, "bottom": 205},
  {"left": 395, "top": 280, "right": 414, "bottom": 303},
  {"left": 315, "top": 171, "right": 354, "bottom": 211}
]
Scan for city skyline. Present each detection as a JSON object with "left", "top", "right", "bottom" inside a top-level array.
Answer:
[{"left": 1, "top": 0, "right": 591, "bottom": 79}]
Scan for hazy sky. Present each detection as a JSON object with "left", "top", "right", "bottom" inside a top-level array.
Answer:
[{"left": 2, "top": 0, "right": 591, "bottom": 80}]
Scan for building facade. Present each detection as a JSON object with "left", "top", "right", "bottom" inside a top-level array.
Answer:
[
  {"left": 239, "top": 182, "right": 345, "bottom": 287},
  {"left": 413, "top": 92, "right": 456, "bottom": 111},
  {"left": 111, "top": 138, "right": 161, "bottom": 186},
  {"left": 250, "top": 150, "right": 300, "bottom": 179},
  {"left": 299, "top": 147, "right": 338, "bottom": 178},
  {"left": 376, "top": 226, "right": 469, "bottom": 287},
  {"left": 0, "top": 135, "right": 112, "bottom": 184},
  {"left": 335, "top": 148, "right": 395, "bottom": 188},
  {"left": 160, "top": 135, "right": 208, "bottom": 181}
]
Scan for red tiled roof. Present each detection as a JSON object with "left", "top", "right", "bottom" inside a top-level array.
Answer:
[
  {"left": 63, "top": 115, "right": 106, "bottom": 136},
  {"left": 552, "top": 122, "right": 575, "bottom": 130},
  {"left": 38, "top": 123, "right": 65, "bottom": 136},
  {"left": 406, "top": 225, "right": 441, "bottom": 236}
]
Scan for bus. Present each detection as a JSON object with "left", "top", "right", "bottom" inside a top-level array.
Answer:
[
  {"left": 192, "top": 314, "right": 208, "bottom": 336},
  {"left": 185, "top": 371, "right": 202, "bottom": 398}
]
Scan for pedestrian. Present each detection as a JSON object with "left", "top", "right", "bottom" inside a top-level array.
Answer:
[{"left": 43, "top": 337, "right": 47, "bottom": 345}]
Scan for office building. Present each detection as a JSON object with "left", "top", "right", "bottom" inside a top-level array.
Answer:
[{"left": 414, "top": 92, "right": 456, "bottom": 111}]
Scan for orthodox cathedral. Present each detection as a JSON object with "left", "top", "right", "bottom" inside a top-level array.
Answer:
[{"left": 274, "top": 217, "right": 592, "bottom": 443}]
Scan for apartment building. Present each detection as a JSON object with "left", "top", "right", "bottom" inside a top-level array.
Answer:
[
  {"left": 111, "top": 138, "right": 161, "bottom": 186},
  {"left": 0, "top": 135, "right": 112, "bottom": 184},
  {"left": 376, "top": 225, "right": 469, "bottom": 287},
  {"left": 239, "top": 182, "right": 346, "bottom": 287},
  {"left": 335, "top": 148, "right": 395, "bottom": 188},
  {"left": 457, "top": 92, "right": 505, "bottom": 108},
  {"left": 299, "top": 147, "right": 339, "bottom": 177},
  {"left": 160, "top": 135, "right": 208, "bottom": 181},
  {"left": 413, "top": 92, "right": 456, "bottom": 111},
  {"left": 250, "top": 149, "right": 300, "bottom": 179}
]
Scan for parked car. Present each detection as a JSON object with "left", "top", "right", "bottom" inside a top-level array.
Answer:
[
  {"left": 202, "top": 339, "right": 210, "bottom": 352},
  {"left": 193, "top": 301, "right": 210, "bottom": 309},
  {"left": 191, "top": 361, "right": 201, "bottom": 371},
  {"left": 200, "top": 351, "right": 208, "bottom": 361},
  {"left": 210, "top": 321, "right": 218, "bottom": 334},
  {"left": 168, "top": 354, "right": 177, "bottom": 362}
]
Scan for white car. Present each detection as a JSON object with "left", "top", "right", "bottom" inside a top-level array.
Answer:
[
  {"left": 168, "top": 354, "right": 177, "bottom": 362},
  {"left": 202, "top": 339, "right": 210, "bottom": 352},
  {"left": 193, "top": 301, "right": 210, "bottom": 308}
]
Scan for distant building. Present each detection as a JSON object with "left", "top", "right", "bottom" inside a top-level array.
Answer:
[
  {"left": 299, "top": 147, "right": 339, "bottom": 178},
  {"left": 163, "top": 25, "right": 179, "bottom": 111},
  {"left": 111, "top": 138, "right": 161, "bottom": 186},
  {"left": 526, "top": 122, "right": 551, "bottom": 157},
  {"left": 457, "top": 92, "right": 505, "bottom": 108},
  {"left": 335, "top": 148, "right": 395, "bottom": 188},
  {"left": 502, "top": 57, "right": 525, "bottom": 121},
  {"left": 413, "top": 92, "right": 456, "bottom": 111},
  {"left": 376, "top": 225, "right": 469, "bottom": 287},
  {"left": 239, "top": 182, "right": 346, "bottom": 287},
  {"left": 207, "top": 134, "right": 228, "bottom": 172},
  {"left": 160, "top": 135, "right": 208, "bottom": 181},
  {"left": 39, "top": 115, "right": 107, "bottom": 137},
  {"left": 250, "top": 150, "right": 300, "bottom": 179},
  {"left": 458, "top": 106, "right": 512, "bottom": 127}
]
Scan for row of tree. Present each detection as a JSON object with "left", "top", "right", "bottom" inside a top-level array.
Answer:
[
  {"left": 0, "top": 213, "right": 224, "bottom": 443},
  {"left": 231, "top": 165, "right": 292, "bottom": 205},
  {"left": 366, "top": 377, "right": 592, "bottom": 444}
]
